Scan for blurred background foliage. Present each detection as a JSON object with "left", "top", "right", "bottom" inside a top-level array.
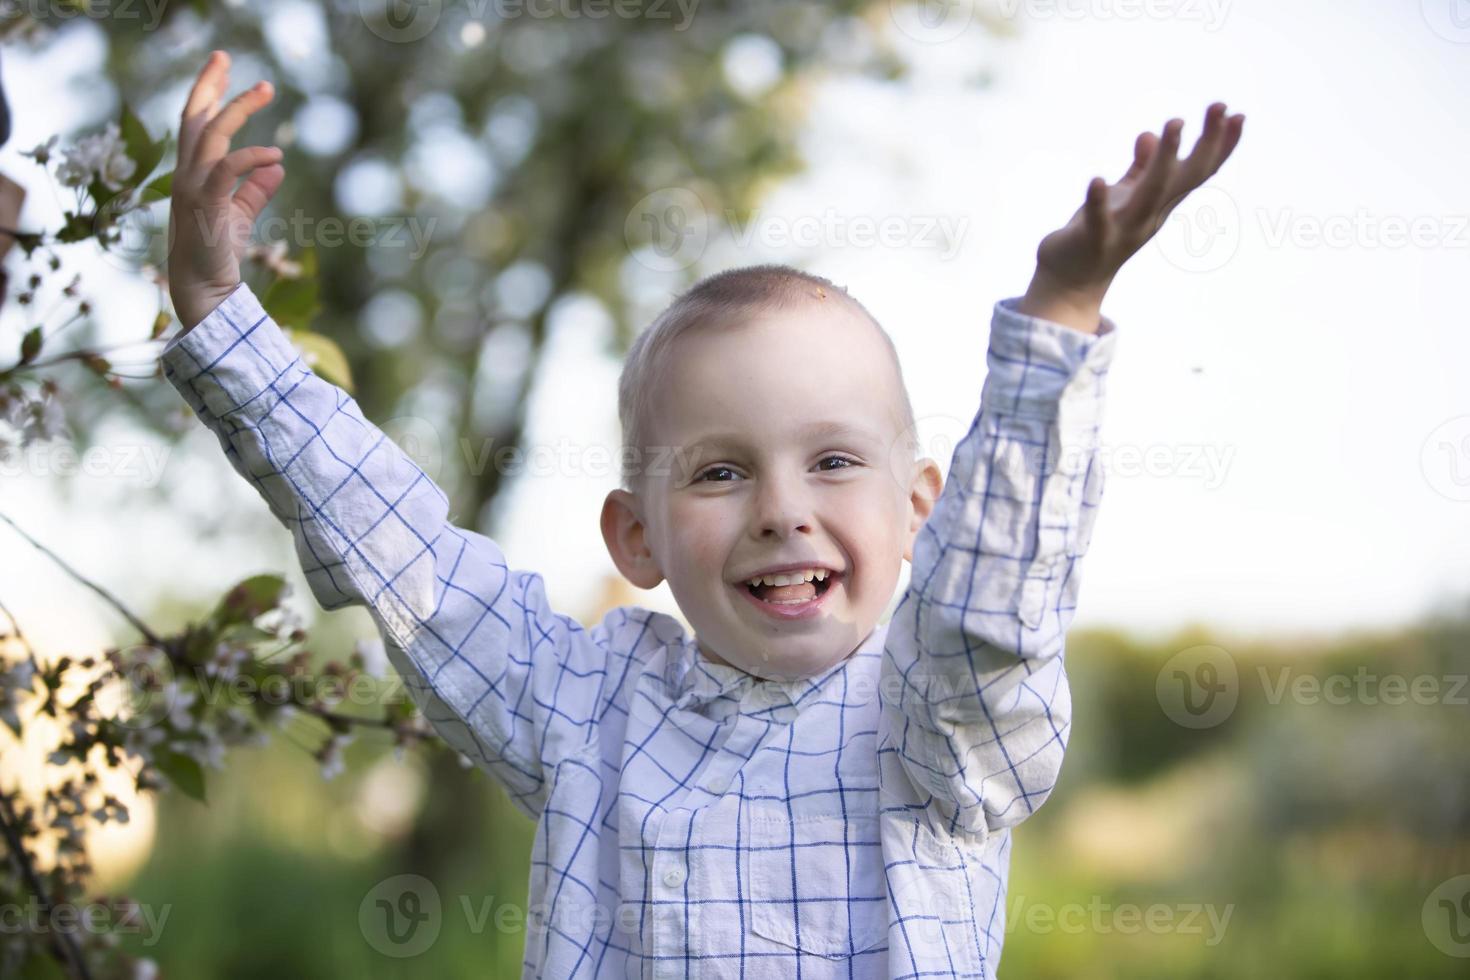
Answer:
[
  {"left": 114, "top": 606, "right": 1470, "bottom": 977},
  {"left": 7, "top": 0, "right": 934, "bottom": 941},
  {"left": 1, "top": 0, "right": 1466, "bottom": 976}
]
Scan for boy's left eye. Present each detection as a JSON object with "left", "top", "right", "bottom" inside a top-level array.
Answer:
[{"left": 693, "top": 456, "right": 857, "bottom": 483}]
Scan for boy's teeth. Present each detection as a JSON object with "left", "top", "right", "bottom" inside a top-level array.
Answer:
[{"left": 744, "top": 568, "right": 829, "bottom": 587}]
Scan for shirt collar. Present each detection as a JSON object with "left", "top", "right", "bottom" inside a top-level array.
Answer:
[{"left": 667, "top": 624, "right": 887, "bottom": 711}]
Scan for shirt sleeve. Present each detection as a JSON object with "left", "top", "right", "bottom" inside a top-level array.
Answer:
[
  {"left": 161, "top": 283, "right": 616, "bottom": 820},
  {"left": 880, "top": 297, "right": 1117, "bottom": 841}
]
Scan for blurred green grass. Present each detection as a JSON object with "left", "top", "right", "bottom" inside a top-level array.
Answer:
[{"left": 115, "top": 605, "right": 1470, "bottom": 977}]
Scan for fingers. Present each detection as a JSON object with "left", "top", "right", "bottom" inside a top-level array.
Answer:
[
  {"left": 192, "top": 80, "right": 275, "bottom": 178},
  {"left": 1083, "top": 176, "right": 1109, "bottom": 245},
  {"left": 1176, "top": 102, "right": 1231, "bottom": 188},
  {"left": 1124, "top": 117, "right": 1184, "bottom": 227},
  {"left": 1118, "top": 131, "right": 1157, "bottom": 186},
  {"left": 178, "top": 50, "right": 230, "bottom": 170},
  {"left": 1219, "top": 112, "right": 1246, "bottom": 165},
  {"left": 202, "top": 145, "right": 283, "bottom": 199}
]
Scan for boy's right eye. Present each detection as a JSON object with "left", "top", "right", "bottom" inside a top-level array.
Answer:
[{"left": 695, "top": 466, "right": 738, "bottom": 483}]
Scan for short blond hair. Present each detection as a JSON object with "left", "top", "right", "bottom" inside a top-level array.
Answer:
[{"left": 617, "top": 264, "right": 917, "bottom": 491}]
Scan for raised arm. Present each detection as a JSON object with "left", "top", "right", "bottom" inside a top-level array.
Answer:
[
  {"left": 881, "top": 301, "right": 1115, "bottom": 838},
  {"left": 162, "top": 53, "right": 616, "bottom": 819},
  {"left": 881, "top": 103, "right": 1243, "bottom": 838}
]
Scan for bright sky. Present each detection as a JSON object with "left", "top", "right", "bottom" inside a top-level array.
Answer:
[{"left": 2, "top": 0, "right": 1467, "bottom": 658}]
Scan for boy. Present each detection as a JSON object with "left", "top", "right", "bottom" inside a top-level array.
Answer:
[{"left": 163, "top": 50, "right": 1241, "bottom": 979}]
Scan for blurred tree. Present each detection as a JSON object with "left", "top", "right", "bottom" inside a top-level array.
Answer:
[{"left": 5, "top": 0, "right": 996, "bottom": 915}]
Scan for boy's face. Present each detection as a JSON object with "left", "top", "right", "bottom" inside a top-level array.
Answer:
[{"left": 601, "top": 298, "right": 943, "bottom": 682}]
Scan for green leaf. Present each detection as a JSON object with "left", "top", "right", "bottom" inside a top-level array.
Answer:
[
  {"left": 220, "top": 622, "right": 277, "bottom": 645},
  {"left": 145, "top": 169, "right": 173, "bottom": 198},
  {"left": 20, "top": 327, "right": 42, "bottom": 364},
  {"left": 151, "top": 311, "right": 171, "bottom": 340},
  {"left": 261, "top": 246, "right": 322, "bottom": 330},
  {"left": 262, "top": 277, "right": 318, "bottom": 328},
  {"left": 285, "top": 329, "right": 355, "bottom": 394},
  {"left": 210, "top": 574, "right": 288, "bottom": 629},
  {"left": 120, "top": 103, "right": 166, "bottom": 188},
  {"left": 154, "top": 749, "right": 207, "bottom": 802},
  {"left": 18, "top": 952, "right": 69, "bottom": 980},
  {"left": 54, "top": 210, "right": 95, "bottom": 244},
  {"left": 86, "top": 178, "right": 113, "bottom": 213},
  {"left": 12, "top": 231, "right": 43, "bottom": 257}
]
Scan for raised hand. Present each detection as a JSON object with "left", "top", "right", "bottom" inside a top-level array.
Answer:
[
  {"left": 167, "top": 50, "right": 285, "bottom": 331},
  {"left": 1020, "top": 102, "right": 1245, "bottom": 333}
]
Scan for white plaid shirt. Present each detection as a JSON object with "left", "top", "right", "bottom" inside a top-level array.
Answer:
[{"left": 163, "top": 283, "right": 1117, "bottom": 979}]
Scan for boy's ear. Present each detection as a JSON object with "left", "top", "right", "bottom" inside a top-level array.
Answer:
[
  {"left": 600, "top": 488, "right": 665, "bottom": 590},
  {"left": 902, "top": 457, "right": 944, "bottom": 563}
]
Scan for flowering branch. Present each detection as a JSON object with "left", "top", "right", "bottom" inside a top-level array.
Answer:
[
  {"left": 0, "top": 511, "right": 161, "bottom": 646},
  {"left": 0, "top": 789, "right": 95, "bottom": 980},
  {"left": 0, "top": 511, "right": 442, "bottom": 977}
]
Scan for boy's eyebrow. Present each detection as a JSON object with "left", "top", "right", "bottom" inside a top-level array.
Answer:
[{"left": 684, "top": 420, "right": 881, "bottom": 452}]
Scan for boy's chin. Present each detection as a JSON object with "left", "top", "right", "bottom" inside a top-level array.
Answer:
[{"left": 720, "top": 632, "right": 866, "bottom": 683}]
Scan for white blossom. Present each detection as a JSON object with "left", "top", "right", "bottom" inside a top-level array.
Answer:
[
  {"left": 123, "top": 725, "right": 167, "bottom": 758},
  {"left": 247, "top": 239, "right": 303, "bottom": 279},
  {"left": 55, "top": 122, "right": 137, "bottom": 192},
  {"left": 353, "top": 637, "right": 388, "bottom": 678},
  {"left": 190, "top": 734, "right": 227, "bottom": 770},
  {"left": 318, "top": 735, "right": 347, "bottom": 780},
  {"left": 167, "top": 687, "right": 198, "bottom": 731}
]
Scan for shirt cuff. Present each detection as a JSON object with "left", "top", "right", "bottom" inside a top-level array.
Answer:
[
  {"left": 980, "top": 296, "right": 1119, "bottom": 421},
  {"left": 160, "top": 283, "right": 302, "bottom": 420}
]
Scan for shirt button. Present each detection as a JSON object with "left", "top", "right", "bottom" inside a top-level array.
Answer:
[{"left": 662, "top": 865, "right": 686, "bottom": 888}]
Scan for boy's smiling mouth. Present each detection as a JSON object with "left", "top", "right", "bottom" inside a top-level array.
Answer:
[{"left": 731, "top": 563, "right": 843, "bottom": 620}]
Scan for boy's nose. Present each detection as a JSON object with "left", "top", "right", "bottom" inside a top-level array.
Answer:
[{"left": 750, "top": 475, "right": 814, "bottom": 539}]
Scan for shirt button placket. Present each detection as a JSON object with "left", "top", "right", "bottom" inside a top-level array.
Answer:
[{"left": 651, "top": 812, "right": 691, "bottom": 980}]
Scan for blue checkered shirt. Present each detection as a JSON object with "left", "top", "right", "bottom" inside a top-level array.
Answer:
[{"left": 162, "top": 283, "right": 1117, "bottom": 979}]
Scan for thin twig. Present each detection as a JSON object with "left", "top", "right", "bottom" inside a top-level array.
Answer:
[
  {"left": 0, "top": 337, "right": 165, "bottom": 380},
  {"left": 0, "top": 518, "right": 415, "bottom": 737},
  {"left": 0, "top": 595, "right": 46, "bottom": 683},
  {"left": 0, "top": 512, "right": 161, "bottom": 646}
]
